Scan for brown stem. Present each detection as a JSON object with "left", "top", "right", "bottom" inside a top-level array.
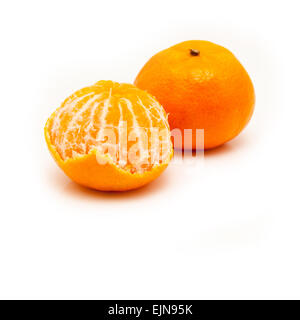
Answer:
[{"left": 190, "top": 49, "right": 200, "bottom": 56}]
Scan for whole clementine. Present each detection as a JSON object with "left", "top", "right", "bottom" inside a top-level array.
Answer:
[{"left": 134, "top": 40, "right": 255, "bottom": 149}]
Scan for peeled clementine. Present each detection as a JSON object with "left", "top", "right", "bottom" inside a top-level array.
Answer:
[
  {"left": 45, "top": 81, "right": 173, "bottom": 191},
  {"left": 134, "top": 40, "right": 255, "bottom": 149}
]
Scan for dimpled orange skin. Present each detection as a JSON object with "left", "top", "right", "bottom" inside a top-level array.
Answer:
[
  {"left": 44, "top": 138, "right": 171, "bottom": 191},
  {"left": 134, "top": 40, "right": 255, "bottom": 149}
]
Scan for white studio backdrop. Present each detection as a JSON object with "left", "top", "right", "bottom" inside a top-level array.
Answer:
[{"left": 0, "top": 0, "right": 299, "bottom": 299}]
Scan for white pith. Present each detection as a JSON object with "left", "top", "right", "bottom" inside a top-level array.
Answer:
[{"left": 49, "top": 83, "right": 172, "bottom": 173}]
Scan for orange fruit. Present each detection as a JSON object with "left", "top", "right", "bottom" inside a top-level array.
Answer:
[
  {"left": 134, "top": 40, "right": 255, "bottom": 149},
  {"left": 45, "top": 81, "right": 173, "bottom": 191}
]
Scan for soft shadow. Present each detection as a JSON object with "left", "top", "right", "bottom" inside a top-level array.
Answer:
[
  {"left": 173, "top": 134, "right": 251, "bottom": 159},
  {"left": 59, "top": 170, "right": 172, "bottom": 202},
  {"left": 204, "top": 141, "right": 238, "bottom": 157},
  {"left": 205, "top": 134, "right": 251, "bottom": 158}
]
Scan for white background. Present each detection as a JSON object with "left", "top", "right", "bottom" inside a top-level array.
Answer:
[{"left": 0, "top": 0, "right": 299, "bottom": 299}]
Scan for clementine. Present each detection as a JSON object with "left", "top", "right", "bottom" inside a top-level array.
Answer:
[
  {"left": 134, "top": 40, "right": 255, "bottom": 149},
  {"left": 45, "top": 81, "right": 173, "bottom": 191}
]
